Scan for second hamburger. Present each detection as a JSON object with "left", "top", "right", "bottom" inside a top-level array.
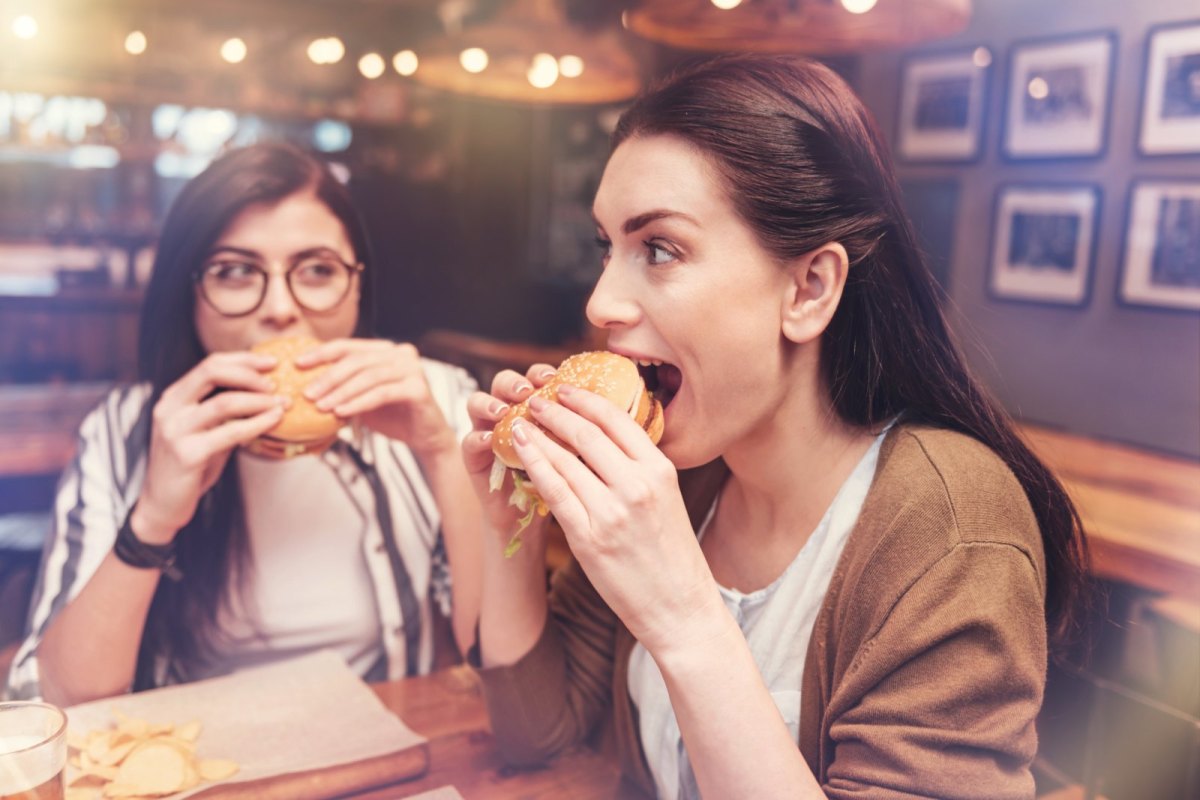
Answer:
[
  {"left": 490, "top": 351, "right": 664, "bottom": 555},
  {"left": 244, "top": 335, "right": 343, "bottom": 459}
]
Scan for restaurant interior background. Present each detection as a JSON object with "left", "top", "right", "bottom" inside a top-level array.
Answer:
[{"left": 0, "top": 0, "right": 1196, "bottom": 797}]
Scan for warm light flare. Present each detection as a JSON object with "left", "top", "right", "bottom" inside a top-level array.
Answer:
[
  {"left": 220, "top": 37, "right": 247, "bottom": 64},
  {"left": 711, "top": 0, "right": 743, "bottom": 9},
  {"left": 460, "top": 47, "right": 488, "bottom": 73},
  {"left": 973, "top": 46, "right": 992, "bottom": 68},
  {"left": 393, "top": 49, "right": 419, "bottom": 76},
  {"left": 840, "top": 0, "right": 879, "bottom": 13},
  {"left": 125, "top": 31, "right": 147, "bottom": 56},
  {"left": 527, "top": 52, "right": 559, "bottom": 89},
  {"left": 307, "top": 37, "right": 345, "bottom": 65},
  {"left": 358, "top": 52, "right": 385, "bottom": 79},
  {"left": 558, "top": 55, "right": 584, "bottom": 78},
  {"left": 12, "top": 15, "right": 37, "bottom": 40},
  {"left": 1027, "top": 76, "right": 1049, "bottom": 100}
]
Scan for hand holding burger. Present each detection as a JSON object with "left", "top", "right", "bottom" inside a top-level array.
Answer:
[
  {"left": 489, "top": 351, "right": 664, "bottom": 555},
  {"left": 244, "top": 336, "right": 343, "bottom": 459}
]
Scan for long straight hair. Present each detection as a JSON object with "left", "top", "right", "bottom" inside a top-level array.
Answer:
[
  {"left": 613, "top": 55, "right": 1090, "bottom": 653},
  {"left": 134, "top": 142, "right": 375, "bottom": 687}
]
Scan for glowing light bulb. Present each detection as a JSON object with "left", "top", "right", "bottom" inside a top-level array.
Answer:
[
  {"left": 1027, "top": 76, "right": 1049, "bottom": 100},
  {"left": 460, "top": 47, "right": 488, "bottom": 73},
  {"left": 558, "top": 55, "right": 584, "bottom": 78},
  {"left": 393, "top": 49, "right": 419, "bottom": 76},
  {"left": 325, "top": 37, "right": 345, "bottom": 64},
  {"left": 527, "top": 52, "right": 559, "bottom": 89},
  {"left": 972, "top": 47, "right": 992, "bottom": 69},
  {"left": 221, "top": 37, "right": 247, "bottom": 64},
  {"left": 125, "top": 30, "right": 147, "bottom": 56},
  {"left": 358, "top": 52, "right": 385, "bottom": 79},
  {"left": 711, "top": 0, "right": 743, "bottom": 9},
  {"left": 12, "top": 15, "right": 37, "bottom": 39},
  {"left": 840, "top": 0, "right": 879, "bottom": 13}
]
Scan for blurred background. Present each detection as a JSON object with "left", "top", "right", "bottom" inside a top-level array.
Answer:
[{"left": 0, "top": 2, "right": 1196, "bottom": 797}]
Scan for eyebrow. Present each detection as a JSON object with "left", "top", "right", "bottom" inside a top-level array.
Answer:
[
  {"left": 591, "top": 209, "right": 700, "bottom": 236},
  {"left": 205, "top": 245, "right": 349, "bottom": 262}
]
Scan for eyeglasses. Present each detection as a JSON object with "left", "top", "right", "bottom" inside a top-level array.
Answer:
[{"left": 194, "top": 255, "right": 364, "bottom": 317}]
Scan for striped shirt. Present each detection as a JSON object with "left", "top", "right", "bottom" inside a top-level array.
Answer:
[{"left": 3, "top": 358, "right": 477, "bottom": 700}]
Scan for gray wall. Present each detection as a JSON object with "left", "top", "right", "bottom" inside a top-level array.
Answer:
[{"left": 856, "top": 0, "right": 1200, "bottom": 459}]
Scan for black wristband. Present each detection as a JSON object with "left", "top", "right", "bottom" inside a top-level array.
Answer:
[{"left": 113, "top": 507, "right": 182, "bottom": 582}]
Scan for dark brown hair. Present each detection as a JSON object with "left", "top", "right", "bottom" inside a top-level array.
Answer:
[
  {"left": 134, "top": 141, "right": 374, "bottom": 686},
  {"left": 613, "top": 54, "right": 1089, "bottom": 652}
]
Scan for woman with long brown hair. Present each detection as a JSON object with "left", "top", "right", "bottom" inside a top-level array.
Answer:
[
  {"left": 461, "top": 55, "right": 1088, "bottom": 798},
  {"left": 6, "top": 141, "right": 482, "bottom": 703}
]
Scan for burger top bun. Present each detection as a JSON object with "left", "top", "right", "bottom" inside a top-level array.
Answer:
[
  {"left": 243, "top": 335, "right": 342, "bottom": 459},
  {"left": 491, "top": 351, "right": 663, "bottom": 469}
]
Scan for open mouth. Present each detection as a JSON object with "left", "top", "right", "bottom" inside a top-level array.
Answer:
[{"left": 635, "top": 359, "right": 682, "bottom": 410}]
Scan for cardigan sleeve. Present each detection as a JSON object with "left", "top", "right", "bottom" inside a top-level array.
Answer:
[
  {"left": 474, "top": 554, "right": 620, "bottom": 766},
  {"left": 822, "top": 541, "right": 1046, "bottom": 800}
]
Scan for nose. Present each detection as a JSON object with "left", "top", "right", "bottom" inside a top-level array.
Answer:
[
  {"left": 259, "top": 271, "right": 301, "bottom": 327},
  {"left": 585, "top": 260, "right": 640, "bottom": 331}
]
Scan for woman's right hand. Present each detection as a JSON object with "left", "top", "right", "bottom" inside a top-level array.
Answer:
[
  {"left": 132, "top": 351, "right": 286, "bottom": 545},
  {"left": 461, "top": 364, "right": 554, "bottom": 538}
]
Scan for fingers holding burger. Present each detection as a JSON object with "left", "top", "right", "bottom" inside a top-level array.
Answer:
[
  {"left": 243, "top": 335, "right": 344, "bottom": 459},
  {"left": 489, "top": 351, "right": 664, "bottom": 555}
]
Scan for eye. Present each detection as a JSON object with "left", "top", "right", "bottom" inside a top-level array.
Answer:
[
  {"left": 645, "top": 240, "right": 677, "bottom": 266},
  {"left": 594, "top": 235, "right": 612, "bottom": 264},
  {"left": 205, "top": 261, "right": 259, "bottom": 283},
  {"left": 291, "top": 259, "right": 341, "bottom": 284}
]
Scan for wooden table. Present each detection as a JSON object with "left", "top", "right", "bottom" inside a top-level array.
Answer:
[
  {"left": 1020, "top": 423, "right": 1200, "bottom": 602},
  {"left": 0, "top": 381, "right": 113, "bottom": 480},
  {"left": 354, "top": 666, "right": 642, "bottom": 799}
]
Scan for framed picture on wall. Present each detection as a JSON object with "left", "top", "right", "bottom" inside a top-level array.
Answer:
[
  {"left": 896, "top": 47, "right": 992, "bottom": 163},
  {"left": 988, "top": 184, "right": 1100, "bottom": 306},
  {"left": 1137, "top": 20, "right": 1200, "bottom": 156},
  {"left": 1002, "top": 31, "right": 1116, "bottom": 160},
  {"left": 1118, "top": 180, "right": 1200, "bottom": 312}
]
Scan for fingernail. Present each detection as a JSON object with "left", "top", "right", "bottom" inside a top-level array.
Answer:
[
  {"left": 557, "top": 383, "right": 576, "bottom": 397},
  {"left": 536, "top": 367, "right": 556, "bottom": 380},
  {"left": 512, "top": 419, "right": 530, "bottom": 445},
  {"left": 529, "top": 395, "right": 549, "bottom": 412},
  {"left": 515, "top": 381, "right": 534, "bottom": 395},
  {"left": 481, "top": 431, "right": 493, "bottom": 443},
  {"left": 275, "top": 395, "right": 290, "bottom": 408},
  {"left": 489, "top": 401, "right": 509, "bottom": 417}
]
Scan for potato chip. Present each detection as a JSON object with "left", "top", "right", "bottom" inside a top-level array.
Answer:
[{"left": 65, "top": 710, "right": 240, "bottom": 798}]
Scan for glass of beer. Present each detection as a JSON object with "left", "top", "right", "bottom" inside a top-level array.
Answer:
[{"left": 0, "top": 702, "right": 66, "bottom": 800}]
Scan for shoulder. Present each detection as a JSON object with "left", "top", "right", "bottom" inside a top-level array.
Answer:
[
  {"left": 870, "top": 424, "right": 1040, "bottom": 554},
  {"left": 831, "top": 425, "right": 1045, "bottom": 628}
]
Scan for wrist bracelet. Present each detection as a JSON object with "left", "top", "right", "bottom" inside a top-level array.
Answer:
[{"left": 113, "top": 507, "right": 182, "bottom": 582}]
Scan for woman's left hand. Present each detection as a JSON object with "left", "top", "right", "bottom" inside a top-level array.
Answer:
[
  {"left": 512, "top": 384, "right": 724, "bottom": 659},
  {"left": 296, "top": 338, "right": 455, "bottom": 458}
]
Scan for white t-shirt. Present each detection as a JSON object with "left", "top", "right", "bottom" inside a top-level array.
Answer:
[
  {"left": 189, "top": 450, "right": 385, "bottom": 682},
  {"left": 627, "top": 428, "right": 888, "bottom": 800}
]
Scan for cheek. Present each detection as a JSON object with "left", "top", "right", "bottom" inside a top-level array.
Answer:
[{"left": 305, "top": 298, "right": 360, "bottom": 340}]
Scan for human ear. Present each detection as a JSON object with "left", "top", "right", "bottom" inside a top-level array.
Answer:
[{"left": 780, "top": 242, "right": 849, "bottom": 345}]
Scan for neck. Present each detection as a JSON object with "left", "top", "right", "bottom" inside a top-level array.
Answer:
[{"left": 719, "top": 384, "right": 877, "bottom": 549}]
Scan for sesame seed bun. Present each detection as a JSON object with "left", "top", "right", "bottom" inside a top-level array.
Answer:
[
  {"left": 491, "top": 351, "right": 663, "bottom": 469},
  {"left": 243, "top": 335, "right": 342, "bottom": 459}
]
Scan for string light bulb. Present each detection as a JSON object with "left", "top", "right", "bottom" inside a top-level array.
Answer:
[
  {"left": 527, "top": 52, "right": 558, "bottom": 89},
  {"left": 459, "top": 47, "right": 488, "bottom": 73},
  {"left": 358, "top": 52, "right": 385, "bottom": 79},
  {"left": 125, "top": 30, "right": 147, "bottom": 55},
  {"left": 220, "top": 37, "right": 247, "bottom": 64},
  {"left": 840, "top": 0, "right": 879, "bottom": 13},
  {"left": 393, "top": 49, "right": 419, "bottom": 76}
]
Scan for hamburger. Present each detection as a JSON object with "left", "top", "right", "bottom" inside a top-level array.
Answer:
[
  {"left": 243, "top": 335, "right": 343, "bottom": 459},
  {"left": 490, "top": 351, "right": 664, "bottom": 556}
]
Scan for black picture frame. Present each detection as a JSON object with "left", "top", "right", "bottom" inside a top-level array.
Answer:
[
  {"left": 987, "top": 183, "right": 1101, "bottom": 307},
  {"left": 895, "top": 46, "right": 992, "bottom": 164},
  {"left": 1117, "top": 179, "right": 1200, "bottom": 313},
  {"left": 1001, "top": 31, "right": 1117, "bottom": 161},
  {"left": 1137, "top": 19, "right": 1200, "bottom": 157}
]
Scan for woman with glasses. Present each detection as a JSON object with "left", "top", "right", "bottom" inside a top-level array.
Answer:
[{"left": 5, "top": 142, "right": 483, "bottom": 705}]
